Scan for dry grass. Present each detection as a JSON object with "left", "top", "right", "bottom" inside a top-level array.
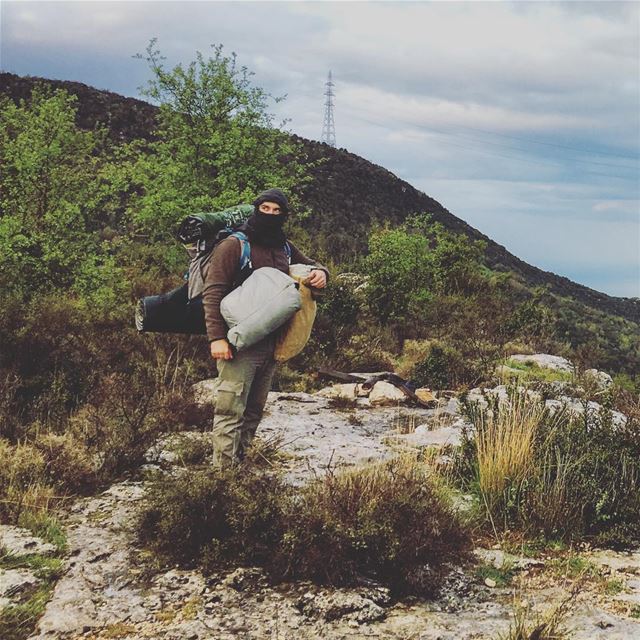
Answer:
[
  {"left": 475, "top": 392, "right": 542, "bottom": 517},
  {"left": 499, "top": 586, "right": 578, "bottom": 640}
]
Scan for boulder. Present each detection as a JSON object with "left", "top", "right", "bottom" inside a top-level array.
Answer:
[
  {"left": 584, "top": 368, "right": 614, "bottom": 391},
  {"left": 369, "top": 381, "right": 408, "bottom": 406},
  {"left": 508, "top": 353, "right": 573, "bottom": 372},
  {"left": 545, "top": 397, "right": 628, "bottom": 429}
]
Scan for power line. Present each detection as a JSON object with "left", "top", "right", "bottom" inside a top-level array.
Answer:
[{"left": 346, "top": 110, "right": 639, "bottom": 179}]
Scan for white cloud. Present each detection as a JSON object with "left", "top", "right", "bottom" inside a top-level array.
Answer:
[{"left": 2, "top": 0, "right": 638, "bottom": 296}]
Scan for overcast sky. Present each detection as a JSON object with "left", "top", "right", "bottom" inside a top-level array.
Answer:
[{"left": 2, "top": 0, "right": 639, "bottom": 297}]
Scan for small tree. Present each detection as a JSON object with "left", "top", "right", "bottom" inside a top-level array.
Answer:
[
  {"left": 125, "top": 39, "right": 310, "bottom": 241},
  {"left": 0, "top": 87, "right": 119, "bottom": 301},
  {"left": 364, "top": 213, "right": 488, "bottom": 326},
  {"left": 365, "top": 224, "right": 434, "bottom": 324}
]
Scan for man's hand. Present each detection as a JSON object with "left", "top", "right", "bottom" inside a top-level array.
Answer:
[
  {"left": 307, "top": 269, "right": 327, "bottom": 289},
  {"left": 210, "top": 339, "right": 233, "bottom": 360}
]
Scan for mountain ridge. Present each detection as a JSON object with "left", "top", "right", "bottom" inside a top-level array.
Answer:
[{"left": 1, "top": 71, "right": 637, "bottom": 324}]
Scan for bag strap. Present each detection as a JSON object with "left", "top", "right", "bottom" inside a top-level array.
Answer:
[
  {"left": 230, "top": 231, "right": 252, "bottom": 270},
  {"left": 284, "top": 241, "right": 292, "bottom": 265}
]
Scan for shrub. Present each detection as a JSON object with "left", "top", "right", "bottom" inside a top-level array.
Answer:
[
  {"left": 33, "top": 432, "right": 98, "bottom": 494},
  {"left": 455, "top": 388, "right": 640, "bottom": 546},
  {"left": 342, "top": 331, "right": 397, "bottom": 372},
  {"left": 411, "top": 341, "right": 484, "bottom": 390},
  {"left": 276, "top": 455, "right": 471, "bottom": 595},
  {"left": 138, "top": 465, "right": 288, "bottom": 568},
  {"left": 139, "top": 454, "right": 472, "bottom": 596}
]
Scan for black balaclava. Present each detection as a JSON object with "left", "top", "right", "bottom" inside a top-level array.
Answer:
[{"left": 241, "top": 188, "right": 289, "bottom": 247}]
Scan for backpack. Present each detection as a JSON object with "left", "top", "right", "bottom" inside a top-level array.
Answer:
[
  {"left": 135, "top": 206, "right": 291, "bottom": 335},
  {"left": 187, "top": 229, "right": 291, "bottom": 301}
]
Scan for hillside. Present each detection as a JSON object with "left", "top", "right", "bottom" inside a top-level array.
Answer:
[{"left": 1, "top": 71, "right": 638, "bottom": 325}]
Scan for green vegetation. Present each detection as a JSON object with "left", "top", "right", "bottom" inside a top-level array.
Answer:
[
  {"left": 501, "top": 358, "right": 574, "bottom": 384},
  {"left": 1, "top": 40, "right": 639, "bottom": 630},
  {"left": 0, "top": 39, "right": 302, "bottom": 522},
  {"left": 475, "top": 561, "right": 515, "bottom": 587},
  {"left": 454, "top": 388, "right": 640, "bottom": 547}
]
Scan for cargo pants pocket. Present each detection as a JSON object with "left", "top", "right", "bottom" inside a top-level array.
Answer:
[{"left": 214, "top": 380, "right": 245, "bottom": 416}]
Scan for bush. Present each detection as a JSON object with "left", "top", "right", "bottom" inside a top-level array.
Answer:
[
  {"left": 33, "top": 432, "right": 98, "bottom": 494},
  {"left": 138, "top": 454, "right": 472, "bottom": 596},
  {"left": 275, "top": 455, "right": 471, "bottom": 595},
  {"left": 138, "top": 465, "right": 288, "bottom": 568},
  {"left": 455, "top": 388, "right": 640, "bottom": 546},
  {"left": 411, "top": 341, "right": 484, "bottom": 390}
]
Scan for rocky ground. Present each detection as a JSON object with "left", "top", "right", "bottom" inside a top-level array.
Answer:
[{"left": 2, "top": 354, "right": 639, "bottom": 639}]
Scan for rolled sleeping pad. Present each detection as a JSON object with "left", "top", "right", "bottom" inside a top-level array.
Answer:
[
  {"left": 135, "top": 283, "right": 207, "bottom": 335},
  {"left": 176, "top": 204, "right": 254, "bottom": 244}
]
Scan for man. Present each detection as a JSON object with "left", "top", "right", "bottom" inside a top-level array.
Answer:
[{"left": 202, "top": 188, "right": 328, "bottom": 467}]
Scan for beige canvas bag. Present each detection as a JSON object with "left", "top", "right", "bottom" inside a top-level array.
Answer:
[{"left": 274, "top": 264, "right": 318, "bottom": 362}]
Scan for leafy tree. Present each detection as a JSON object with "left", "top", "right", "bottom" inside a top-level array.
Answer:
[
  {"left": 123, "top": 39, "right": 311, "bottom": 242},
  {"left": 365, "top": 224, "right": 433, "bottom": 324},
  {"left": 0, "top": 87, "right": 120, "bottom": 303},
  {"left": 364, "top": 213, "right": 488, "bottom": 325}
]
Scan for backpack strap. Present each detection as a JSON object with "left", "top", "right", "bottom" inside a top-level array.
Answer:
[
  {"left": 284, "top": 241, "right": 292, "bottom": 265},
  {"left": 230, "top": 231, "right": 252, "bottom": 271}
]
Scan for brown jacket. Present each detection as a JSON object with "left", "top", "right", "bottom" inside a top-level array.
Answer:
[{"left": 202, "top": 237, "right": 329, "bottom": 342}]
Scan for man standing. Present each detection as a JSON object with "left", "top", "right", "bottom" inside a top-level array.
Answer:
[{"left": 202, "top": 189, "right": 328, "bottom": 467}]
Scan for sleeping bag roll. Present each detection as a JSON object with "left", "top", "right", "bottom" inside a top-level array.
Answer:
[{"left": 221, "top": 267, "right": 301, "bottom": 352}]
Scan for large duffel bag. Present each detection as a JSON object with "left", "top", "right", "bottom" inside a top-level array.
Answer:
[{"left": 221, "top": 267, "right": 302, "bottom": 352}]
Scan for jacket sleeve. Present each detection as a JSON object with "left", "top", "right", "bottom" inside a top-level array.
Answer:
[
  {"left": 287, "top": 241, "right": 330, "bottom": 283},
  {"left": 201, "top": 237, "right": 242, "bottom": 342}
]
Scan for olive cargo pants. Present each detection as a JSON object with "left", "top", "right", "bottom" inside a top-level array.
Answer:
[{"left": 211, "top": 337, "right": 277, "bottom": 467}]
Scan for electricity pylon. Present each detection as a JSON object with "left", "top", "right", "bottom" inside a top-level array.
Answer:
[{"left": 321, "top": 70, "right": 336, "bottom": 147}]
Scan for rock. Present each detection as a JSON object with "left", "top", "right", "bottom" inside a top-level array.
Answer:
[
  {"left": 315, "top": 383, "right": 367, "bottom": 400},
  {"left": 484, "top": 578, "right": 497, "bottom": 588},
  {"left": 0, "top": 525, "right": 57, "bottom": 557},
  {"left": 508, "top": 353, "right": 573, "bottom": 372},
  {"left": 587, "top": 549, "right": 640, "bottom": 574},
  {"left": 474, "top": 548, "right": 544, "bottom": 572},
  {"left": 466, "top": 385, "right": 542, "bottom": 410},
  {"left": 584, "top": 369, "right": 614, "bottom": 391},
  {"left": 545, "top": 397, "right": 628, "bottom": 429},
  {"left": 0, "top": 568, "right": 39, "bottom": 598},
  {"left": 191, "top": 379, "right": 218, "bottom": 406},
  {"left": 369, "top": 381, "right": 408, "bottom": 406},
  {"left": 221, "top": 567, "right": 267, "bottom": 592},
  {"left": 398, "top": 424, "right": 463, "bottom": 448},
  {"left": 296, "top": 589, "right": 387, "bottom": 623}
]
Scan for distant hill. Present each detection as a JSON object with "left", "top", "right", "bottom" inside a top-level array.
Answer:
[{"left": 1, "top": 71, "right": 638, "bottom": 325}]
